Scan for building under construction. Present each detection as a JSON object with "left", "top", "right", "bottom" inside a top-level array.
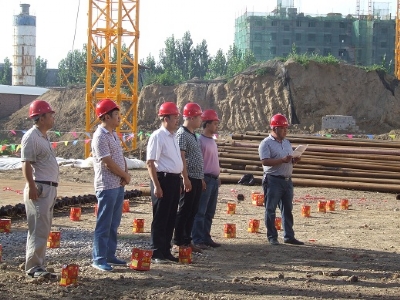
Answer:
[{"left": 235, "top": 1, "right": 395, "bottom": 67}]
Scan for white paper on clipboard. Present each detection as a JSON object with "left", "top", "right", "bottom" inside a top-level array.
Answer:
[{"left": 293, "top": 144, "right": 308, "bottom": 158}]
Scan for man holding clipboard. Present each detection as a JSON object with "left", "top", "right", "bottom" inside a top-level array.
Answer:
[{"left": 258, "top": 114, "right": 304, "bottom": 246}]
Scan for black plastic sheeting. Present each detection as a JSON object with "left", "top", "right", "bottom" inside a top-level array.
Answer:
[{"left": 0, "top": 189, "right": 142, "bottom": 217}]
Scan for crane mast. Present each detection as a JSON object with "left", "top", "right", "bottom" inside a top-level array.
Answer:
[
  {"left": 85, "top": 0, "right": 140, "bottom": 158},
  {"left": 396, "top": 0, "right": 400, "bottom": 79}
]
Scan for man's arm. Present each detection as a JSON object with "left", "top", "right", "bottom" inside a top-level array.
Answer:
[
  {"left": 180, "top": 150, "right": 192, "bottom": 192},
  {"left": 22, "top": 161, "right": 38, "bottom": 200},
  {"left": 146, "top": 160, "right": 163, "bottom": 198},
  {"left": 102, "top": 156, "right": 131, "bottom": 184},
  {"left": 261, "top": 155, "right": 292, "bottom": 167}
]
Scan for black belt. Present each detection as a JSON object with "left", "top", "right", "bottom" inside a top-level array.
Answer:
[
  {"left": 156, "top": 172, "right": 181, "bottom": 178},
  {"left": 35, "top": 180, "right": 58, "bottom": 187},
  {"left": 268, "top": 175, "right": 291, "bottom": 181},
  {"left": 204, "top": 173, "right": 219, "bottom": 180}
]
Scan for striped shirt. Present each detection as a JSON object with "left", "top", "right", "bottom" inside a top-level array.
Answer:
[
  {"left": 21, "top": 126, "right": 59, "bottom": 183},
  {"left": 92, "top": 125, "right": 125, "bottom": 191},
  {"left": 146, "top": 126, "right": 183, "bottom": 174},
  {"left": 177, "top": 126, "right": 204, "bottom": 179},
  {"left": 258, "top": 134, "right": 293, "bottom": 177}
]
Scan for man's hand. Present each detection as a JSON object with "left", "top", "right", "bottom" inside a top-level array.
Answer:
[
  {"left": 123, "top": 172, "right": 131, "bottom": 185},
  {"left": 183, "top": 177, "right": 192, "bottom": 192},
  {"left": 201, "top": 179, "right": 206, "bottom": 190},
  {"left": 153, "top": 184, "right": 163, "bottom": 198},
  {"left": 120, "top": 172, "right": 131, "bottom": 186},
  {"left": 292, "top": 156, "right": 301, "bottom": 164},
  {"left": 28, "top": 184, "right": 39, "bottom": 201},
  {"left": 281, "top": 155, "right": 293, "bottom": 163}
]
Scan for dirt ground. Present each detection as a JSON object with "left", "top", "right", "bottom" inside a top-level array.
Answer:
[{"left": 0, "top": 168, "right": 400, "bottom": 300}]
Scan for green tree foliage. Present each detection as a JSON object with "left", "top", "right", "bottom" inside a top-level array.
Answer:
[
  {"left": 206, "top": 49, "right": 226, "bottom": 79},
  {"left": 35, "top": 56, "right": 48, "bottom": 86},
  {"left": 193, "top": 40, "right": 209, "bottom": 79},
  {"left": 141, "top": 32, "right": 256, "bottom": 86},
  {"left": 176, "top": 32, "right": 193, "bottom": 78},
  {"left": 142, "top": 32, "right": 212, "bottom": 85},
  {"left": 57, "top": 46, "right": 87, "bottom": 86},
  {"left": 0, "top": 57, "right": 12, "bottom": 85},
  {"left": 226, "top": 45, "right": 256, "bottom": 78}
]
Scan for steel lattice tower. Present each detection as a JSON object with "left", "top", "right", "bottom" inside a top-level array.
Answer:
[{"left": 85, "top": 0, "right": 140, "bottom": 158}]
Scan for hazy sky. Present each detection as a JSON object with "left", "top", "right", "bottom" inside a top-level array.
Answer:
[{"left": 0, "top": 0, "right": 396, "bottom": 68}]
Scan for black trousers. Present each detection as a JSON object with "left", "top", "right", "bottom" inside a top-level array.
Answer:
[
  {"left": 150, "top": 174, "right": 181, "bottom": 259},
  {"left": 173, "top": 177, "right": 203, "bottom": 246}
]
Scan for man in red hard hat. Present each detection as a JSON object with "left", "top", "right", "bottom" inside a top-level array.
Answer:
[
  {"left": 91, "top": 99, "right": 131, "bottom": 272},
  {"left": 191, "top": 109, "right": 222, "bottom": 249},
  {"left": 258, "top": 113, "right": 304, "bottom": 246},
  {"left": 146, "top": 102, "right": 183, "bottom": 263},
  {"left": 173, "top": 102, "right": 205, "bottom": 254},
  {"left": 22, "top": 100, "right": 59, "bottom": 278}
]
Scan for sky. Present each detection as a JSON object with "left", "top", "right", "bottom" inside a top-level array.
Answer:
[{"left": 0, "top": 0, "right": 397, "bottom": 68}]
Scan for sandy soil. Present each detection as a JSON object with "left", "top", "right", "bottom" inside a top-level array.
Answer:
[{"left": 0, "top": 168, "right": 400, "bottom": 300}]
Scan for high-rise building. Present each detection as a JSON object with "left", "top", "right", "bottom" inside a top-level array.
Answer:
[{"left": 235, "top": 3, "right": 394, "bottom": 68}]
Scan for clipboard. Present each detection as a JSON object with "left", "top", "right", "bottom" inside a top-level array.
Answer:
[{"left": 293, "top": 144, "right": 308, "bottom": 158}]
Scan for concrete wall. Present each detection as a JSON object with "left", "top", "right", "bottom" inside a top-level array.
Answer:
[
  {"left": 321, "top": 115, "right": 359, "bottom": 131},
  {"left": 0, "top": 93, "right": 36, "bottom": 120}
]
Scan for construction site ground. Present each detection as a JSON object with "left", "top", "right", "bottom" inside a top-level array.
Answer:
[
  {"left": 1, "top": 60, "right": 400, "bottom": 298},
  {"left": 0, "top": 168, "right": 400, "bottom": 299}
]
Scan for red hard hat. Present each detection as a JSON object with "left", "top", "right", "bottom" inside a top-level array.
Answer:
[
  {"left": 95, "top": 99, "right": 119, "bottom": 118},
  {"left": 183, "top": 103, "right": 202, "bottom": 117},
  {"left": 201, "top": 109, "right": 219, "bottom": 122},
  {"left": 158, "top": 102, "right": 179, "bottom": 116},
  {"left": 270, "top": 114, "right": 289, "bottom": 128},
  {"left": 29, "top": 100, "right": 55, "bottom": 118}
]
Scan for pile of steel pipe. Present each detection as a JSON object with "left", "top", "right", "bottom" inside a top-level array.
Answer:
[
  {"left": 0, "top": 189, "right": 143, "bottom": 218},
  {"left": 217, "top": 132, "right": 400, "bottom": 193}
]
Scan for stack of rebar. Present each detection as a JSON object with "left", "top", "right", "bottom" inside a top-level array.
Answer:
[{"left": 217, "top": 132, "right": 400, "bottom": 193}]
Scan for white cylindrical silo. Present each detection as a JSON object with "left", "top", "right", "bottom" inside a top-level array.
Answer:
[{"left": 12, "top": 4, "right": 36, "bottom": 86}]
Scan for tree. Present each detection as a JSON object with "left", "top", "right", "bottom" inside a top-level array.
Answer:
[
  {"left": 57, "top": 46, "right": 87, "bottom": 86},
  {"left": 35, "top": 56, "right": 48, "bottom": 86},
  {"left": 192, "top": 39, "right": 209, "bottom": 79},
  {"left": 0, "top": 57, "right": 12, "bottom": 85},
  {"left": 226, "top": 45, "right": 255, "bottom": 78},
  {"left": 206, "top": 49, "right": 227, "bottom": 79},
  {"left": 140, "top": 32, "right": 255, "bottom": 86},
  {"left": 176, "top": 31, "right": 194, "bottom": 78},
  {"left": 159, "top": 35, "right": 178, "bottom": 74},
  {"left": 140, "top": 54, "right": 163, "bottom": 86}
]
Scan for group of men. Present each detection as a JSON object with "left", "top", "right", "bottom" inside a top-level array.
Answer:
[
  {"left": 21, "top": 98, "right": 302, "bottom": 277},
  {"left": 146, "top": 102, "right": 221, "bottom": 263}
]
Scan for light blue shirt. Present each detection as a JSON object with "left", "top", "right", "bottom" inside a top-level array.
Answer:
[{"left": 258, "top": 134, "right": 293, "bottom": 177}]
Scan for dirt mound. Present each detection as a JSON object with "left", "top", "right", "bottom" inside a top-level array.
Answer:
[
  {"left": 139, "top": 60, "right": 400, "bottom": 134},
  {"left": 0, "top": 87, "right": 86, "bottom": 158},
  {"left": 2, "top": 60, "right": 400, "bottom": 159}
]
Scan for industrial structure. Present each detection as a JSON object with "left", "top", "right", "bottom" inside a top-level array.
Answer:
[
  {"left": 235, "top": 1, "right": 395, "bottom": 68},
  {"left": 85, "top": 0, "right": 140, "bottom": 157},
  {"left": 395, "top": 0, "right": 400, "bottom": 78},
  {"left": 12, "top": 4, "right": 36, "bottom": 86}
]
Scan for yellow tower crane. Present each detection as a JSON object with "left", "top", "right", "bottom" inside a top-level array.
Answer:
[
  {"left": 85, "top": 0, "right": 140, "bottom": 158},
  {"left": 396, "top": 0, "right": 400, "bottom": 79}
]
